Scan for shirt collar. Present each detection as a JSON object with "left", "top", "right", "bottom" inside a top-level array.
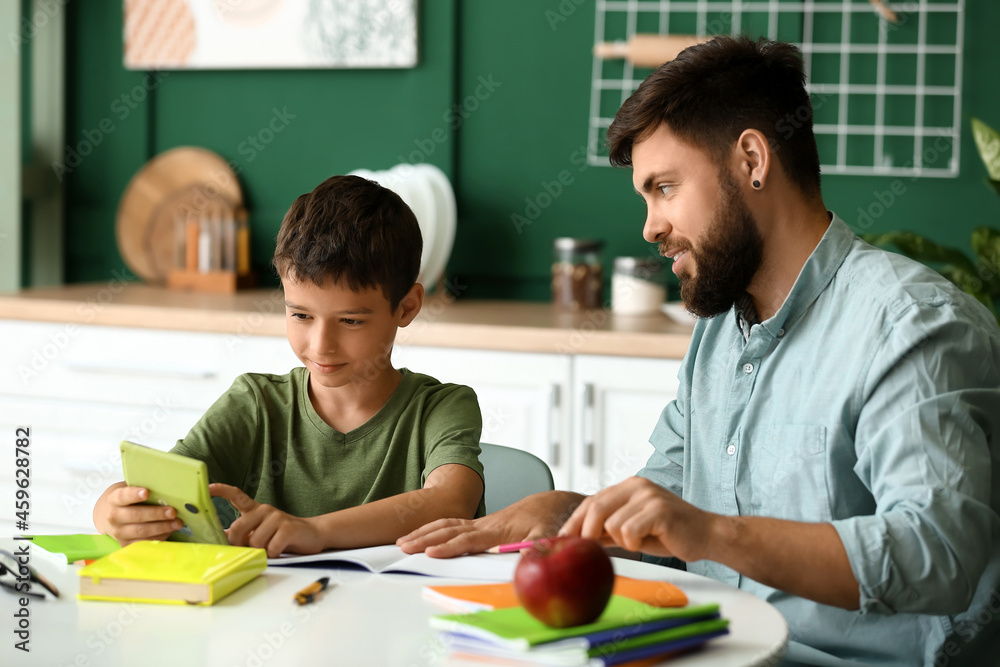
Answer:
[
  {"left": 733, "top": 212, "right": 854, "bottom": 341},
  {"left": 733, "top": 293, "right": 759, "bottom": 341}
]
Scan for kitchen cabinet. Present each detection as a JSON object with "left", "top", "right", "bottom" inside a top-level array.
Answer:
[
  {"left": 570, "top": 355, "right": 681, "bottom": 495},
  {"left": 0, "top": 319, "right": 685, "bottom": 531},
  {"left": 0, "top": 320, "right": 299, "bottom": 531},
  {"left": 392, "top": 346, "right": 574, "bottom": 489},
  {"left": 393, "top": 347, "right": 681, "bottom": 495}
]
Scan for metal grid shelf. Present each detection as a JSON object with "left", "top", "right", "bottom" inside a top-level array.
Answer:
[{"left": 587, "top": 0, "right": 965, "bottom": 178}]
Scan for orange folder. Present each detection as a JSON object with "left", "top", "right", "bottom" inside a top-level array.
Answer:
[{"left": 423, "top": 575, "right": 688, "bottom": 613}]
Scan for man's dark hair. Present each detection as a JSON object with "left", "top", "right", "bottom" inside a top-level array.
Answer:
[
  {"left": 273, "top": 174, "right": 421, "bottom": 309},
  {"left": 607, "top": 35, "right": 822, "bottom": 197}
]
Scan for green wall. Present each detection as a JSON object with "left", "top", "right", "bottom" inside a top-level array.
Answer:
[
  {"left": 62, "top": 1, "right": 1000, "bottom": 300},
  {"left": 63, "top": 0, "right": 457, "bottom": 287}
]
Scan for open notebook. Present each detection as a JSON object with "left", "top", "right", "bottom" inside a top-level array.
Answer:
[{"left": 268, "top": 545, "right": 519, "bottom": 581}]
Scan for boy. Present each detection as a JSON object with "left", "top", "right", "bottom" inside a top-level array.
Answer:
[{"left": 94, "top": 175, "right": 485, "bottom": 557}]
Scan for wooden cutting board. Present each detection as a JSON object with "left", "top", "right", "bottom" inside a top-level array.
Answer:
[{"left": 116, "top": 147, "right": 243, "bottom": 283}]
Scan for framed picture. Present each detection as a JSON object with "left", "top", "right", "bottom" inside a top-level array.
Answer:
[{"left": 124, "top": 0, "right": 418, "bottom": 70}]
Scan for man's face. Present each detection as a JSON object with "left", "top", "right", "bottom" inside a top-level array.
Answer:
[{"left": 632, "top": 124, "right": 764, "bottom": 318}]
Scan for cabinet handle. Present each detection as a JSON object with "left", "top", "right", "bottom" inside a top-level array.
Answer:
[
  {"left": 548, "top": 384, "right": 561, "bottom": 467},
  {"left": 63, "top": 358, "right": 218, "bottom": 380},
  {"left": 580, "top": 383, "right": 596, "bottom": 467}
]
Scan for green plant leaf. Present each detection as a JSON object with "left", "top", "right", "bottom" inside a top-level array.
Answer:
[
  {"left": 972, "top": 118, "right": 1000, "bottom": 180},
  {"left": 971, "top": 227, "right": 1000, "bottom": 297},
  {"left": 862, "top": 231, "right": 978, "bottom": 274},
  {"left": 988, "top": 179, "right": 1000, "bottom": 198},
  {"left": 938, "top": 266, "right": 999, "bottom": 317}
]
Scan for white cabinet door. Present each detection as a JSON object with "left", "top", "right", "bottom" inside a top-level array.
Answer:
[
  {"left": 0, "top": 320, "right": 284, "bottom": 531},
  {"left": 0, "top": 396, "right": 204, "bottom": 530},
  {"left": 571, "top": 355, "right": 682, "bottom": 495},
  {"left": 392, "top": 346, "right": 573, "bottom": 490}
]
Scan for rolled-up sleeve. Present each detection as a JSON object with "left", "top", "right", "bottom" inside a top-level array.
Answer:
[{"left": 834, "top": 304, "right": 1000, "bottom": 615}]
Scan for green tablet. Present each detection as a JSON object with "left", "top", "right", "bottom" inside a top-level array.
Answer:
[{"left": 120, "top": 441, "right": 229, "bottom": 546}]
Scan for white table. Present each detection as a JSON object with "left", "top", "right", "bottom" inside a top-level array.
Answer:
[{"left": 0, "top": 536, "right": 787, "bottom": 667}]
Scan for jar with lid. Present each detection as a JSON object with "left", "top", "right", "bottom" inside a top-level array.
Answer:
[
  {"left": 551, "top": 238, "right": 604, "bottom": 311},
  {"left": 611, "top": 256, "right": 667, "bottom": 315}
]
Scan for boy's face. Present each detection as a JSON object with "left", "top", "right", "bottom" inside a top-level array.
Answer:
[{"left": 282, "top": 276, "right": 422, "bottom": 391}]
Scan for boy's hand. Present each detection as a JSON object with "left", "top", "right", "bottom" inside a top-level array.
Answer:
[
  {"left": 396, "top": 515, "right": 520, "bottom": 558},
  {"left": 397, "top": 490, "right": 585, "bottom": 558},
  {"left": 94, "top": 481, "right": 183, "bottom": 546},
  {"left": 210, "top": 483, "right": 325, "bottom": 558}
]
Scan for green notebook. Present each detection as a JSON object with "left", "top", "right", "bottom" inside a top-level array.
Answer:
[
  {"left": 430, "top": 596, "right": 721, "bottom": 650},
  {"left": 28, "top": 534, "right": 121, "bottom": 564}
]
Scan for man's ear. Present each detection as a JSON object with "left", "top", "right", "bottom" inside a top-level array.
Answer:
[
  {"left": 397, "top": 283, "right": 424, "bottom": 327},
  {"left": 735, "top": 129, "right": 772, "bottom": 190}
]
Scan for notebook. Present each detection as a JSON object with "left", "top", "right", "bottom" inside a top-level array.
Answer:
[
  {"left": 27, "top": 534, "right": 120, "bottom": 565},
  {"left": 423, "top": 575, "right": 689, "bottom": 613},
  {"left": 78, "top": 540, "right": 267, "bottom": 606},
  {"left": 430, "top": 596, "right": 723, "bottom": 651},
  {"left": 269, "top": 544, "right": 519, "bottom": 581},
  {"left": 443, "top": 620, "right": 729, "bottom": 666}
]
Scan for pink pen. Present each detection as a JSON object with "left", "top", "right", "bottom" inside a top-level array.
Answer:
[{"left": 485, "top": 540, "right": 545, "bottom": 554}]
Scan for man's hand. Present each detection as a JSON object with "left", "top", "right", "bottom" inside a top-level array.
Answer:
[
  {"left": 211, "top": 483, "right": 324, "bottom": 558},
  {"left": 397, "top": 491, "right": 585, "bottom": 558},
  {"left": 93, "top": 481, "right": 182, "bottom": 546},
  {"left": 560, "top": 476, "right": 860, "bottom": 609},
  {"left": 559, "top": 476, "right": 715, "bottom": 562}
]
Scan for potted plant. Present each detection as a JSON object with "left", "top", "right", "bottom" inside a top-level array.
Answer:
[{"left": 862, "top": 118, "right": 1000, "bottom": 324}]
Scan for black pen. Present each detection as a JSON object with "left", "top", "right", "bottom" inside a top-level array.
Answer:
[{"left": 293, "top": 576, "right": 331, "bottom": 605}]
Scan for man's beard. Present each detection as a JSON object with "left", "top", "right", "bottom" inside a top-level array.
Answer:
[{"left": 665, "top": 172, "right": 764, "bottom": 318}]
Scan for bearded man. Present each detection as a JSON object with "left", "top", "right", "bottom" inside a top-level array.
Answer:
[{"left": 399, "top": 35, "right": 1000, "bottom": 667}]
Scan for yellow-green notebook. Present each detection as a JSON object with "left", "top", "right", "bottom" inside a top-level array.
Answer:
[
  {"left": 78, "top": 540, "right": 266, "bottom": 606},
  {"left": 28, "top": 534, "right": 120, "bottom": 564}
]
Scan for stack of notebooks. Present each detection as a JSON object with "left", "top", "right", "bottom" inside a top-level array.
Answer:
[{"left": 425, "top": 578, "right": 729, "bottom": 666}]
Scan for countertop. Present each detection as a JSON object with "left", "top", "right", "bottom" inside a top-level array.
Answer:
[{"left": 0, "top": 284, "right": 695, "bottom": 359}]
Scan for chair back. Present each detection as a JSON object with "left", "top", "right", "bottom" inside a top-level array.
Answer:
[{"left": 479, "top": 443, "right": 555, "bottom": 514}]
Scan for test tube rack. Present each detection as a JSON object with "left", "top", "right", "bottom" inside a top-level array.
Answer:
[{"left": 166, "top": 207, "right": 255, "bottom": 294}]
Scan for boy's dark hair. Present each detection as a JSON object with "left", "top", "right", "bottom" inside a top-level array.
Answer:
[
  {"left": 607, "top": 35, "right": 822, "bottom": 198},
  {"left": 273, "top": 175, "right": 422, "bottom": 309}
]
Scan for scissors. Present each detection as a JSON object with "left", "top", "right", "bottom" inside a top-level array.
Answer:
[{"left": 0, "top": 548, "right": 60, "bottom": 599}]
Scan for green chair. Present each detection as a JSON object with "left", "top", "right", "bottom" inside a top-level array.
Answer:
[{"left": 479, "top": 443, "right": 555, "bottom": 514}]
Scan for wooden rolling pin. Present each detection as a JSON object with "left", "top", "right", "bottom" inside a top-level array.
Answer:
[{"left": 594, "top": 34, "right": 709, "bottom": 68}]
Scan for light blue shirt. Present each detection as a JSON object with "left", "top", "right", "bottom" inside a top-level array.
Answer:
[{"left": 638, "top": 214, "right": 1000, "bottom": 666}]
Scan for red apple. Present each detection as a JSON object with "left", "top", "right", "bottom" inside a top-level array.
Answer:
[{"left": 513, "top": 536, "right": 614, "bottom": 628}]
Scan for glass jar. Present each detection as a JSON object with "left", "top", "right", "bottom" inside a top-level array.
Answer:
[
  {"left": 611, "top": 256, "right": 667, "bottom": 315},
  {"left": 551, "top": 238, "right": 604, "bottom": 311}
]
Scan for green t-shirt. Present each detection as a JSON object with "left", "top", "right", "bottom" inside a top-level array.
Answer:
[{"left": 171, "top": 367, "right": 485, "bottom": 519}]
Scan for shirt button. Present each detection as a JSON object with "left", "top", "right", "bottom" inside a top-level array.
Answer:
[
  {"left": 727, "top": 444, "right": 736, "bottom": 456},
  {"left": 743, "top": 362, "right": 754, "bottom": 374},
  {"left": 777, "top": 328, "right": 785, "bottom": 338}
]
